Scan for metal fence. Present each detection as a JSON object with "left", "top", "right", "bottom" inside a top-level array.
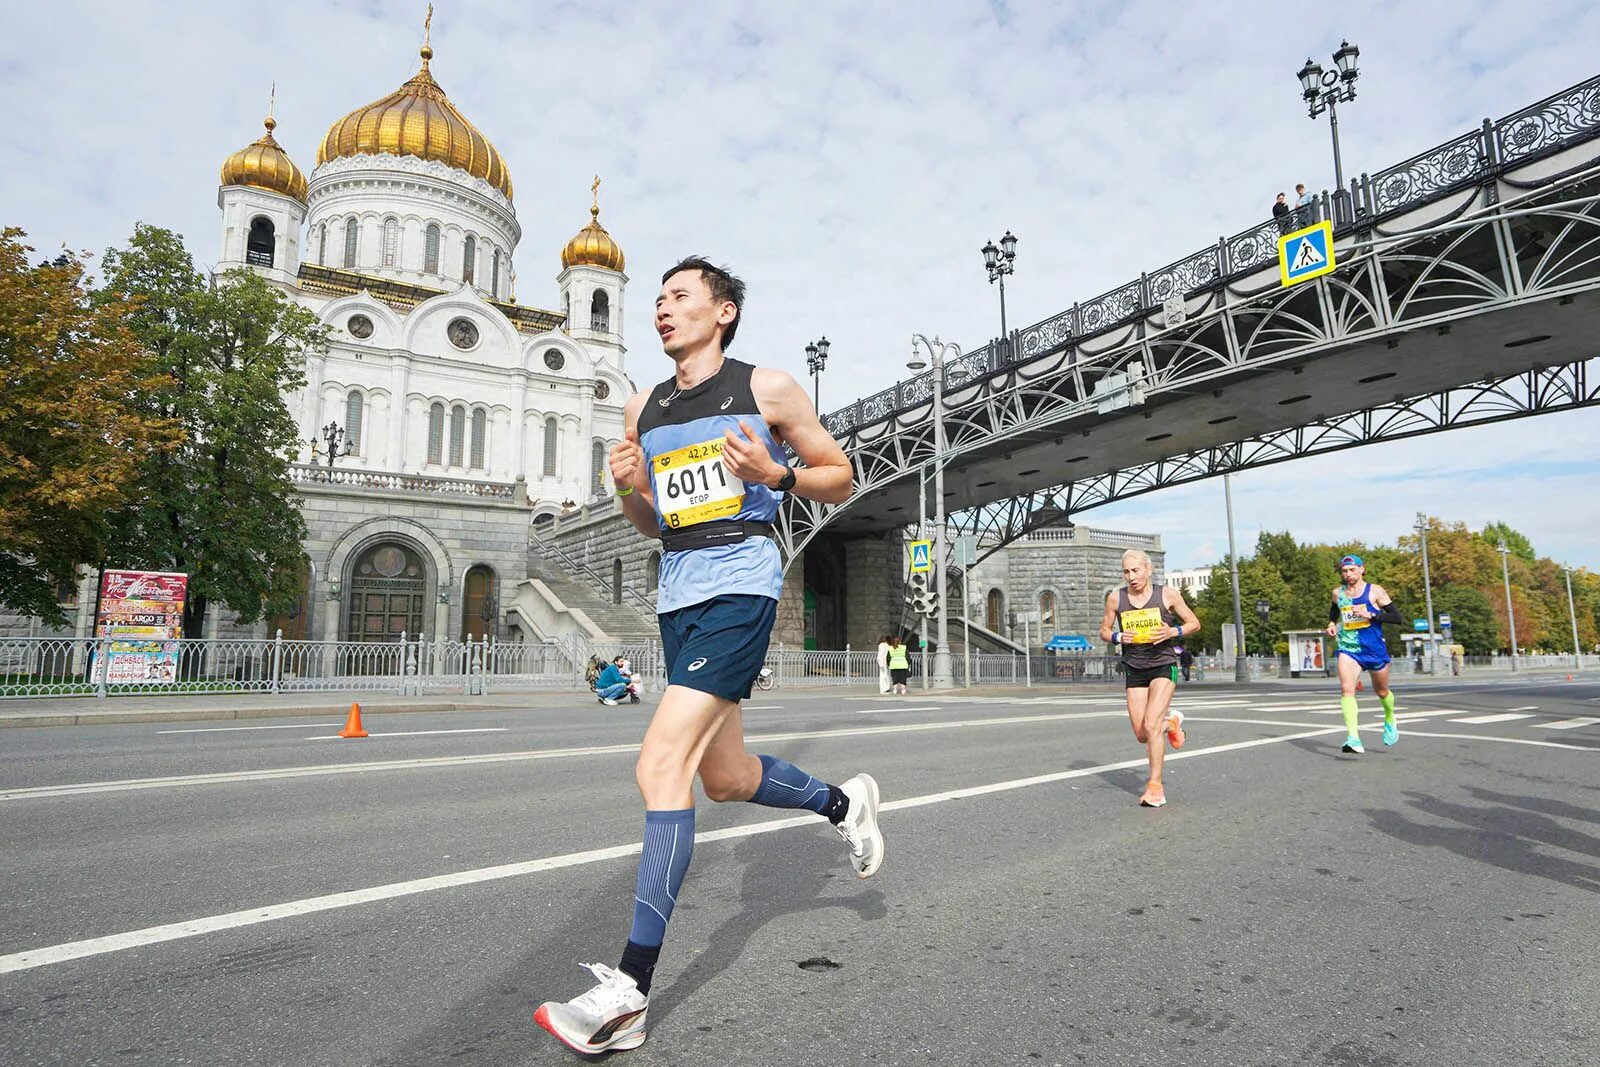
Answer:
[{"left": 2, "top": 635, "right": 1588, "bottom": 700}]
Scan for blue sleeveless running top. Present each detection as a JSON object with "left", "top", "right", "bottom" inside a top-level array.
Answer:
[
  {"left": 1334, "top": 582, "right": 1388, "bottom": 659},
  {"left": 636, "top": 358, "right": 786, "bottom": 614}
]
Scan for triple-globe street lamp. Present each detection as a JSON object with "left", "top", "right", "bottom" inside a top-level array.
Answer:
[
  {"left": 804, "top": 336, "right": 830, "bottom": 412},
  {"left": 1297, "top": 40, "right": 1361, "bottom": 223},
  {"left": 980, "top": 231, "right": 1018, "bottom": 356},
  {"left": 311, "top": 421, "right": 354, "bottom": 469}
]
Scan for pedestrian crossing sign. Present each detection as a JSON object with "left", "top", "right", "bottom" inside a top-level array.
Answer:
[
  {"left": 1278, "top": 220, "right": 1336, "bottom": 287},
  {"left": 909, "top": 540, "right": 932, "bottom": 573}
]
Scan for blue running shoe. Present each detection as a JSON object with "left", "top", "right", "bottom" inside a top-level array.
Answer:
[
  {"left": 1382, "top": 720, "right": 1399, "bottom": 747},
  {"left": 1341, "top": 735, "right": 1365, "bottom": 754}
]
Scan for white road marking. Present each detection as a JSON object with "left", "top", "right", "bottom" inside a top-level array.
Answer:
[
  {"left": 305, "top": 728, "right": 508, "bottom": 740},
  {"left": 1505, "top": 705, "right": 1541, "bottom": 712},
  {"left": 157, "top": 724, "right": 340, "bottom": 734},
  {"left": 0, "top": 720, "right": 1352, "bottom": 975},
  {"left": 1534, "top": 716, "right": 1600, "bottom": 730},
  {"left": 854, "top": 705, "right": 944, "bottom": 715},
  {"left": 1392, "top": 729, "right": 1596, "bottom": 752},
  {"left": 742, "top": 705, "right": 784, "bottom": 711},
  {"left": 1449, "top": 713, "right": 1534, "bottom": 725}
]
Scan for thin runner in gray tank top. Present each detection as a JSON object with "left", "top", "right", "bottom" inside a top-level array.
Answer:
[{"left": 1116, "top": 583, "right": 1179, "bottom": 669}]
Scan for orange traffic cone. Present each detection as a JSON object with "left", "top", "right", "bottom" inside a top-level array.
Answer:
[{"left": 338, "top": 701, "right": 368, "bottom": 738}]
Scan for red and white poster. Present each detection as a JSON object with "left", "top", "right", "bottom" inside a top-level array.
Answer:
[{"left": 96, "top": 570, "right": 188, "bottom": 683}]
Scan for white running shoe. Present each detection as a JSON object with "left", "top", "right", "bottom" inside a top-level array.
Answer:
[
  {"left": 836, "top": 773, "right": 885, "bottom": 878},
  {"left": 534, "top": 963, "right": 648, "bottom": 1054}
]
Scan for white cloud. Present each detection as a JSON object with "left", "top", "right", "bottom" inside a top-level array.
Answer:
[{"left": 3, "top": 0, "right": 1596, "bottom": 564}]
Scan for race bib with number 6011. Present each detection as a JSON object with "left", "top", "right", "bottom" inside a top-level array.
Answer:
[{"left": 653, "top": 438, "right": 745, "bottom": 528}]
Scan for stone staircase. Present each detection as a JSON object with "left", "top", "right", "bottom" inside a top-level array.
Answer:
[{"left": 509, "top": 545, "right": 658, "bottom": 644}]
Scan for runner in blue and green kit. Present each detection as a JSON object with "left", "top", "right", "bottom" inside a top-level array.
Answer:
[
  {"left": 1324, "top": 554, "right": 1403, "bottom": 754},
  {"left": 534, "top": 257, "right": 883, "bottom": 1056}
]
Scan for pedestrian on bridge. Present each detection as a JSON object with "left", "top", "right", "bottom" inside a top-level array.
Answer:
[
  {"left": 1273, "top": 192, "right": 1291, "bottom": 233},
  {"left": 1100, "top": 549, "right": 1201, "bottom": 808},
  {"left": 886, "top": 634, "right": 911, "bottom": 694},
  {"left": 877, "top": 632, "right": 893, "bottom": 693},
  {"left": 1324, "top": 555, "right": 1402, "bottom": 753},
  {"left": 534, "top": 256, "right": 884, "bottom": 1056}
]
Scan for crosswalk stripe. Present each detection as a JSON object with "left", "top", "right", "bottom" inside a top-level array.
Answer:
[
  {"left": 1533, "top": 716, "right": 1600, "bottom": 731},
  {"left": 1448, "top": 713, "right": 1534, "bottom": 725}
]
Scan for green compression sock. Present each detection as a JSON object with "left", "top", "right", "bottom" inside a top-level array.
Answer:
[
  {"left": 1379, "top": 692, "right": 1396, "bottom": 725},
  {"left": 1341, "top": 695, "right": 1360, "bottom": 735}
]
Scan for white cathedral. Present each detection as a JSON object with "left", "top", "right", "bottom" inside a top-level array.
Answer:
[{"left": 206, "top": 34, "right": 633, "bottom": 645}]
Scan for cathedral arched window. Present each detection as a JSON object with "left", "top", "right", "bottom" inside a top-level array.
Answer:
[
  {"left": 424, "top": 224, "right": 441, "bottom": 274},
  {"left": 470, "top": 408, "right": 487, "bottom": 470},
  {"left": 449, "top": 404, "right": 467, "bottom": 468},
  {"left": 491, "top": 249, "right": 502, "bottom": 298},
  {"left": 592, "top": 438, "right": 606, "bottom": 495},
  {"left": 542, "top": 417, "right": 558, "bottom": 477},
  {"left": 344, "top": 390, "right": 364, "bottom": 453},
  {"left": 463, "top": 235, "right": 476, "bottom": 284},
  {"left": 563, "top": 292, "right": 571, "bottom": 328},
  {"left": 590, "top": 289, "right": 610, "bottom": 332},
  {"left": 1039, "top": 590, "right": 1056, "bottom": 630},
  {"left": 427, "top": 402, "right": 445, "bottom": 465},
  {"left": 317, "top": 223, "right": 328, "bottom": 266},
  {"left": 246, "top": 217, "right": 275, "bottom": 267},
  {"left": 343, "top": 216, "right": 358, "bottom": 268},
  {"left": 381, "top": 218, "right": 399, "bottom": 267}
]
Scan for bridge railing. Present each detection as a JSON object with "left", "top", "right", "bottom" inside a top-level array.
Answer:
[{"left": 819, "top": 72, "right": 1600, "bottom": 443}]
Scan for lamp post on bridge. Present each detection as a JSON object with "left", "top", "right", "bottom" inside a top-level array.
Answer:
[
  {"left": 804, "top": 336, "right": 830, "bottom": 412},
  {"left": 1297, "top": 40, "right": 1360, "bottom": 224},
  {"left": 1563, "top": 565, "right": 1582, "bottom": 670},
  {"left": 981, "top": 231, "right": 1018, "bottom": 359},
  {"left": 909, "top": 334, "right": 959, "bottom": 690}
]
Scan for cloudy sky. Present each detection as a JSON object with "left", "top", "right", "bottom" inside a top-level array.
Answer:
[{"left": 5, "top": 0, "right": 1598, "bottom": 570}]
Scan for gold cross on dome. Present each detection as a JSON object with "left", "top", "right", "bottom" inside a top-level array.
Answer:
[{"left": 591, "top": 175, "right": 601, "bottom": 210}]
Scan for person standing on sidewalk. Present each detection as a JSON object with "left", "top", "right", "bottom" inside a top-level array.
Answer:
[
  {"left": 886, "top": 634, "right": 911, "bottom": 694},
  {"left": 534, "top": 256, "right": 884, "bottom": 1056},
  {"left": 1324, "top": 554, "right": 1402, "bottom": 753},
  {"left": 1099, "top": 549, "right": 1201, "bottom": 808}
]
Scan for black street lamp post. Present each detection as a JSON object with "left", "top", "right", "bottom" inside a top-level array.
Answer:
[
  {"left": 312, "top": 421, "right": 354, "bottom": 469},
  {"left": 981, "top": 231, "right": 1018, "bottom": 358},
  {"left": 1297, "top": 40, "right": 1361, "bottom": 223},
  {"left": 805, "top": 336, "right": 830, "bottom": 411}
]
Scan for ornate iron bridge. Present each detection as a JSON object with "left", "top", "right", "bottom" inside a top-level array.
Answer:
[{"left": 776, "top": 73, "right": 1600, "bottom": 563}]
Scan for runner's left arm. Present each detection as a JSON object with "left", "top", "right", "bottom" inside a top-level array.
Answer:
[
  {"left": 1165, "top": 587, "right": 1201, "bottom": 643},
  {"left": 729, "top": 367, "right": 853, "bottom": 505}
]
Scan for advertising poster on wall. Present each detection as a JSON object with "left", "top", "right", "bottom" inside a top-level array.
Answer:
[
  {"left": 96, "top": 570, "right": 188, "bottom": 684},
  {"left": 1287, "top": 630, "right": 1327, "bottom": 676}
]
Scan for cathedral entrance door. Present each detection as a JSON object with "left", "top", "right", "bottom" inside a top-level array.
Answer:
[{"left": 346, "top": 542, "right": 429, "bottom": 644}]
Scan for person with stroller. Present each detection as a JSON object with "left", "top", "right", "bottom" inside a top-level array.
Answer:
[{"left": 596, "top": 655, "right": 641, "bottom": 705}]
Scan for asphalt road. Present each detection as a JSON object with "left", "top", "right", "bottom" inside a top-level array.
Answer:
[{"left": 2, "top": 678, "right": 1596, "bottom": 1066}]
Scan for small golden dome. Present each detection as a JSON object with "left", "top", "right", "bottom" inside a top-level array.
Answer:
[
  {"left": 561, "top": 179, "right": 625, "bottom": 272},
  {"left": 316, "top": 42, "right": 513, "bottom": 200},
  {"left": 221, "top": 116, "right": 308, "bottom": 204}
]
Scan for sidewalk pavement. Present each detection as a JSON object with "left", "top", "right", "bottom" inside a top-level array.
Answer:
[{"left": 0, "top": 669, "right": 1520, "bottom": 729}]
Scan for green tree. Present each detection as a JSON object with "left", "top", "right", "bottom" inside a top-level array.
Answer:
[
  {"left": 0, "top": 229, "right": 179, "bottom": 623},
  {"left": 97, "top": 224, "right": 327, "bottom": 637},
  {"left": 1431, "top": 585, "right": 1497, "bottom": 654},
  {"left": 1481, "top": 521, "right": 1536, "bottom": 563}
]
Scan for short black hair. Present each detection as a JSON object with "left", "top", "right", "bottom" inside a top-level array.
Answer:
[{"left": 661, "top": 255, "right": 745, "bottom": 350}]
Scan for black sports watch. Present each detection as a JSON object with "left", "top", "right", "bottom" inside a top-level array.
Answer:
[{"left": 773, "top": 465, "right": 797, "bottom": 492}]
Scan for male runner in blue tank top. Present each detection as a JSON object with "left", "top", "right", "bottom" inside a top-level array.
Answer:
[
  {"left": 1099, "top": 549, "right": 1201, "bottom": 808},
  {"left": 1324, "top": 554, "right": 1402, "bottom": 753},
  {"left": 534, "top": 257, "right": 883, "bottom": 1055}
]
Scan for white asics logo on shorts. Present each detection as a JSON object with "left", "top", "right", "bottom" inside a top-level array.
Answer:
[
  {"left": 719, "top": 397, "right": 734, "bottom": 411},
  {"left": 688, "top": 657, "right": 708, "bottom": 671}
]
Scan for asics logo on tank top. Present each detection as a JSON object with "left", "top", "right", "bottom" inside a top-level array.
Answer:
[
  {"left": 688, "top": 658, "right": 708, "bottom": 671},
  {"left": 720, "top": 396, "right": 734, "bottom": 410}
]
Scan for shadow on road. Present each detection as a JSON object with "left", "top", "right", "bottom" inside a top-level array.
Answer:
[
  {"left": 651, "top": 829, "right": 888, "bottom": 1029},
  {"left": 1364, "top": 789, "right": 1600, "bottom": 895}
]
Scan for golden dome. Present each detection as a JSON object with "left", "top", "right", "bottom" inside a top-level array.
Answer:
[
  {"left": 561, "top": 179, "right": 625, "bottom": 272},
  {"left": 221, "top": 116, "right": 308, "bottom": 204},
  {"left": 316, "top": 43, "right": 513, "bottom": 200}
]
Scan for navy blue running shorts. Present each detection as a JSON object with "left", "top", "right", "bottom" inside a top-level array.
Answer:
[
  {"left": 659, "top": 594, "right": 777, "bottom": 702},
  {"left": 1337, "top": 648, "right": 1391, "bottom": 672}
]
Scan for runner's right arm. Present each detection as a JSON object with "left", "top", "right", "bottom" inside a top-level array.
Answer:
[
  {"left": 610, "top": 393, "right": 661, "bottom": 538},
  {"left": 1099, "top": 590, "right": 1121, "bottom": 644}
]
